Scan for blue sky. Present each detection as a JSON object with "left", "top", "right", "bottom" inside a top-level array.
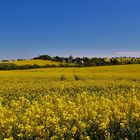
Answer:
[{"left": 0, "top": 0, "right": 140, "bottom": 59}]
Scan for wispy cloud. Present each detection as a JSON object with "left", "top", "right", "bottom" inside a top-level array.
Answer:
[{"left": 115, "top": 51, "right": 140, "bottom": 57}]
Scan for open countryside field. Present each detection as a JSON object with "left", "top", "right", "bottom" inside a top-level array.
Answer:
[
  {"left": 0, "top": 60, "right": 63, "bottom": 66},
  {"left": 0, "top": 64, "right": 140, "bottom": 139}
]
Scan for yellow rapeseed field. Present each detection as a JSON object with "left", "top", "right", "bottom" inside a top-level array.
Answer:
[
  {"left": 0, "top": 59, "right": 62, "bottom": 66},
  {"left": 0, "top": 64, "right": 140, "bottom": 140}
]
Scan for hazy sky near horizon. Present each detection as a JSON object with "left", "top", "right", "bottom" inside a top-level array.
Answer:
[{"left": 0, "top": 0, "right": 140, "bottom": 59}]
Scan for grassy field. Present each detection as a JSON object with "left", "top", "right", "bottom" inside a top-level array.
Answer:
[{"left": 0, "top": 64, "right": 140, "bottom": 139}]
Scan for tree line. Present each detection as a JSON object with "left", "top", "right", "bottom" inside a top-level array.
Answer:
[
  {"left": 0, "top": 55, "right": 139, "bottom": 70},
  {"left": 33, "top": 55, "right": 140, "bottom": 66}
]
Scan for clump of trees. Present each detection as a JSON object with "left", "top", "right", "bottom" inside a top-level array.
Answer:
[
  {"left": 34, "top": 55, "right": 109, "bottom": 66},
  {"left": 33, "top": 55, "right": 140, "bottom": 66}
]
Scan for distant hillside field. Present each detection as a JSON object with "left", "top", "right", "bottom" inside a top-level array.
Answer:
[
  {"left": 0, "top": 59, "right": 64, "bottom": 66},
  {"left": 0, "top": 57, "right": 139, "bottom": 70}
]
